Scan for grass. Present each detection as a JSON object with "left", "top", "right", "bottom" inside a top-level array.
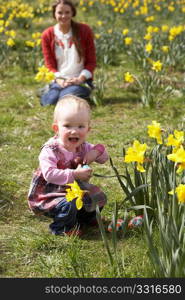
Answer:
[
  {"left": 1, "top": 2, "right": 185, "bottom": 278},
  {"left": 1, "top": 64, "right": 185, "bottom": 278}
]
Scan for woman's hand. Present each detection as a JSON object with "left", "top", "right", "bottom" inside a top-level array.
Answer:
[
  {"left": 56, "top": 78, "right": 74, "bottom": 88},
  {"left": 56, "top": 78, "right": 66, "bottom": 88},
  {"left": 66, "top": 75, "right": 86, "bottom": 85},
  {"left": 56, "top": 75, "right": 86, "bottom": 87}
]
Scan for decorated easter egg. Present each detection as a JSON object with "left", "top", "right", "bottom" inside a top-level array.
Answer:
[
  {"left": 108, "top": 218, "right": 125, "bottom": 232},
  {"left": 82, "top": 164, "right": 91, "bottom": 169},
  {"left": 128, "top": 215, "right": 144, "bottom": 228}
]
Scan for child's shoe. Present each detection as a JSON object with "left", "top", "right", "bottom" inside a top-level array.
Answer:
[
  {"left": 128, "top": 215, "right": 144, "bottom": 229},
  {"left": 107, "top": 218, "right": 125, "bottom": 232},
  {"left": 64, "top": 228, "right": 83, "bottom": 237},
  {"left": 50, "top": 226, "right": 83, "bottom": 237}
]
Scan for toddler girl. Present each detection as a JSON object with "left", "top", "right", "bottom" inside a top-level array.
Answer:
[{"left": 28, "top": 95, "right": 109, "bottom": 236}]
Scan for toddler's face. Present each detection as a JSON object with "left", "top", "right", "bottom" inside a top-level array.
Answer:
[{"left": 53, "top": 108, "right": 90, "bottom": 152}]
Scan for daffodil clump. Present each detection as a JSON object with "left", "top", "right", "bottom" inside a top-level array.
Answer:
[
  {"left": 110, "top": 119, "right": 185, "bottom": 277},
  {"left": 0, "top": 0, "right": 50, "bottom": 69},
  {"left": 25, "top": 32, "right": 41, "bottom": 48},
  {"left": 35, "top": 66, "right": 55, "bottom": 83},
  {"left": 110, "top": 120, "right": 185, "bottom": 214},
  {"left": 124, "top": 62, "right": 163, "bottom": 108},
  {"left": 66, "top": 181, "right": 86, "bottom": 210}
]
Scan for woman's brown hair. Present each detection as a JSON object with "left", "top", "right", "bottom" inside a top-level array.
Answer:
[{"left": 52, "top": 0, "right": 83, "bottom": 61}]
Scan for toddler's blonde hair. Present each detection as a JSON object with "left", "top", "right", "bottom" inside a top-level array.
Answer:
[{"left": 53, "top": 95, "right": 91, "bottom": 123}]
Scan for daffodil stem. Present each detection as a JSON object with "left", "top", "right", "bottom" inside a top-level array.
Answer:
[{"left": 172, "top": 163, "right": 177, "bottom": 218}]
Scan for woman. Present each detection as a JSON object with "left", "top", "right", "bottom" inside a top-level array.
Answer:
[{"left": 40, "top": 0, "right": 96, "bottom": 106}]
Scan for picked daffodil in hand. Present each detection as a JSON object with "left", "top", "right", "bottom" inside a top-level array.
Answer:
[{"left": 66, "top": 180, "right": 86, "bottom": 210}]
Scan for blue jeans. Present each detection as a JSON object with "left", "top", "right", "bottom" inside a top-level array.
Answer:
[
  {"left": 45, "top": 197, "right": 97, "bottom": 235},
  {"left": 40, "top": 80, "right": 93, "bottom": 106}
]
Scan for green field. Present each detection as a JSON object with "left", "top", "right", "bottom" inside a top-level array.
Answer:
[{"left": 0, "top": 0, "right": 185, "bottom": 278}]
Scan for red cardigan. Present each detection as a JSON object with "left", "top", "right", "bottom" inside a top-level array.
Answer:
[{"left": 41, "top": 23, "right": 96, "bottom": 78}]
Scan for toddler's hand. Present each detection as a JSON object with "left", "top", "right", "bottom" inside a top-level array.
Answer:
[
  {"left": 73, "top": 164, "right": 92, "bottom": 181},
  {"left": 83, "top": 150, "right": 100, "bottom": 165}
]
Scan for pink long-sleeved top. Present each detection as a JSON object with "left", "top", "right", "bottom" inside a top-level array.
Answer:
[{"left": 39, "top": 136, "right": 109, "bottom": 186}]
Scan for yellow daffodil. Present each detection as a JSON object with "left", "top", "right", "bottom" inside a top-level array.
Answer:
[
  {"left": 155, "top": 5, "right": 161, "bottom": 11},
  {"left": 166, "top": 130, "right": 184, "bottom": 148},
  {"left": 176, "top": 163, "right": 185, "bottom": 174},
  {"left": 169, "top": 26, "right": 183, "bottom": 40},
  {"left": 169, "top": 184, "right": 185, "bottom": 204},
  {"left": 7, "top": 38, "right": 15, "bottom": 47},
  {"left": 95, "top": 33, "right": 101, "bottom": 39},
  {"left": 145, "top": 16, "right": 155, "bottom": 22},
  {"left": 66, "top": 181, "right": 86, "bottom": 210},
  {"left": 133, "top": 1, "right": 139, "bottom": 8},
  {"left": 124, "top": 140, "right": 148, "bottom": 172},
  {"left": 36, "top": 39, "right": 41, "bottom": 46},
  {"left": 122, "top": 28, "right": 129, "bottom": 35},
  {"left": 153, "top": 27, "right": 159, "bottom": 33},
  {"left": 35, "top": 66, "right": 55, "bottom": 83},
  {"left": 167, "top": 146, "right": 185, "bottom": 174},
  {"left": 167, "top": 146, "right": 185, "bottom": 173},
  {"left": 25, "top": 40, "right": 35, "bottom": 48},
  {"left": 140, "top": 5, "right": 148, "bottom": 15},
  {"left": 161, "top": 46, "right": 169, "bottom": 53},
  {"left": 97, "top": 20, "right": 103, "bottom": 26},
  {"left": 145, "top": 42, "right": 153, "bottom": 53},
  {"left": 147, "top": 26, "right": 154, "bottom": 33},
  {"left": 32, "top": 32, "right": 41, "bottom": 39},
  {"left": 134, "top": 10, "right": 140, "bottom": 16},
  {"left": 144, "top": 33, "right": 152, "bottom": 40},
  {"left": 161, "top": 25, "right": 169, "bottom": 32},
  {"left": 169, "top": 35, "right": 174, "bottom": 41},
  {"left": 5, "top": 30, "right": 16, "bottom": 38},
  {"left": 45, "top": 73, "right": 55, "bottom": 82},
  {"left": 4, "top": 21, "right": 10, "bottom": 27},
  {"left": 168, "top": 5, "right": 175, "bottom": 12},
  {"left": 88, "top": 1, "right": 94, "bottom": 7},
  {"left": 167, "top": 146, "right": 185, "bottom": 163},
  {"left": 175, "top": 185, "right": 185, "bottom": 203},
  {"left": 124, "top": 72, "right": 134, "bottom": 83},
  {"left": 124, "top": 37, "right": 132, "bottom": 45},
  {"left": 152, "top": 60, "right": 162, "bottom": 72},
  {"left": 147, "top": 121, "right": 162, "bottom": 144}
]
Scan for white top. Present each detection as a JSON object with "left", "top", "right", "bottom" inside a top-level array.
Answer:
[{"left": 54, "top": 24, "right": 92, "bottom": 80}]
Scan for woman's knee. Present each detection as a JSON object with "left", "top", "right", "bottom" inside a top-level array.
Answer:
[
  {"left": 40, "top": 82, "right": 62, "bottom": 106},
  {"left": 59, "top": 85, "right": 91, "bottom": 100}
]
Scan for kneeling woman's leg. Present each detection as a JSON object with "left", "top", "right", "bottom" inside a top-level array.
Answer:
[
  {"left": 59, "top": 84, "right": 91, "bottom": 101},
  {"left": 40, "top": 82, "right": 62, "bottom": 106},
  {"left": 47, "top": 198, "right": 78, "bottom": 235}
]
